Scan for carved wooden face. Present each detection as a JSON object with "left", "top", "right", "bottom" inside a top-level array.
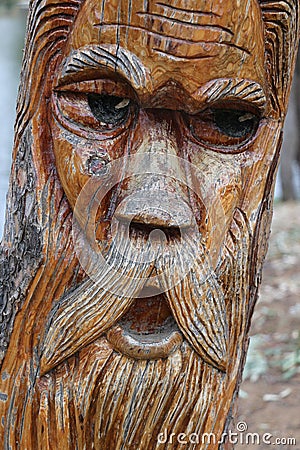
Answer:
[
  {"left": 47, "top": 0, "right": 281, "bottom": 369},
  {"left": 52, "top": 0, "right": 267, "bottom": 211},
  {"left": 1, "top": 1, "right": 299, "bottom": 448}
]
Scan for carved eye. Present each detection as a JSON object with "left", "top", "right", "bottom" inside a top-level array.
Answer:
[
  {"left": 53, "top": 91, "right": 134, "bottom": 136},
  {"left": 88, "top": 94, "right": 131, "bottom": 126},
  {"left": 186, "top": 106, "right": 260, "bottom": 150}
]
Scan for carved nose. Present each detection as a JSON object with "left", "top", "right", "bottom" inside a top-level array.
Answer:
[
  {"left": 115, "top": 121, "right": 194, "bottom": 231},
  {"left": 115, "top": 191, "right": 193, "bottom": 229}
]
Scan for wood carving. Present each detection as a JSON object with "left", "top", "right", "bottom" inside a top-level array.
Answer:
[{"left": 0, "top": 1, "right": 299, "bottom": 449}]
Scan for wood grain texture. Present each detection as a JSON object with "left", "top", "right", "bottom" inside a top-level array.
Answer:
[{"left": 0, "top": 0, "right": 299, "bottom": 448}]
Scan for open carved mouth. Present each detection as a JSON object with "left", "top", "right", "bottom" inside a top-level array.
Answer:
[{"left": 106, "top": 287, "right": 182, "bottom": 359}]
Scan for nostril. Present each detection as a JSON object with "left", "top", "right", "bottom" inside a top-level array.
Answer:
[
  {"left": 149, "top": 228, "right": 167, "bottom": 243},
  {"left": 128, "top": 221, "right": 181, "bottom": 241}
]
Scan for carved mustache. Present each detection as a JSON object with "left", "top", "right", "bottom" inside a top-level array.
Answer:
[
  {"left": 157, "top": 233, "right": 228, "bottom": 371},
  {"left": 39, "top": 224, "right": 155, "bottom": 374},
  {"left": 39, "top": 224, "right": 228, "bottom": 375}
]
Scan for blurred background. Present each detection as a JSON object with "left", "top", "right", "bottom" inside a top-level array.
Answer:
[{"left": 0, "top": 1, "right": 299, "bottom": 448}]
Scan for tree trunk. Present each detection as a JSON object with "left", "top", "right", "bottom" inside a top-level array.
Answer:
[{"left": 0, "top": 1, "right": 299, "bottom": 449}]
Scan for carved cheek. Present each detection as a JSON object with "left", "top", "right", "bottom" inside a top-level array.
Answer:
[
  {"left": 181, "top": 118, "right": 282, "bottom": 255},
  {"left": 184, "top": 140, "right": 242, "bottom": 226},
  {"left": 183, "top": 116, "right": 281, "bottom": 236},
  {"left": 50, "top": 119, "right": 130, "bottom": 210},
  {"left": 51, "top": 128, "right": 86, "bottom": 209},
  {"left": 238, "top": 119, "right": 282, "bottom": 219}
]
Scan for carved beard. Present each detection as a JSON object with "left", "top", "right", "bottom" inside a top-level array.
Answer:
[
  {"left": 0, "top": 208, "right": 251, "bottom": 449},
  {"left": 33, "top": 342, "right": 226, "bottom": 449}
]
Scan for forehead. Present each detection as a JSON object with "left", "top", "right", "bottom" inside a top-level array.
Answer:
[{"left": 66, "top": 0, "right": 265, "bottom": 94}]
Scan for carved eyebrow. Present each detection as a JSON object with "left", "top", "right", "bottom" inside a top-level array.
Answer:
[
  {"left": 57, "top": 49, "right": 266, "bottom": 111},
  {"left": 197, "top": 79, "right": 267, "bottom": 112},
  {"left": 58, "top": 45, "right": 150, "bottom": 89}
]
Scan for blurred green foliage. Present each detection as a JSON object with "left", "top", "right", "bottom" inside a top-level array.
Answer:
[
  {"left": 244, "top": 333, "right": 300, "bottom": 382},
  {"left": 0, "top": 0, "right": 19, "bottom": 10}
]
